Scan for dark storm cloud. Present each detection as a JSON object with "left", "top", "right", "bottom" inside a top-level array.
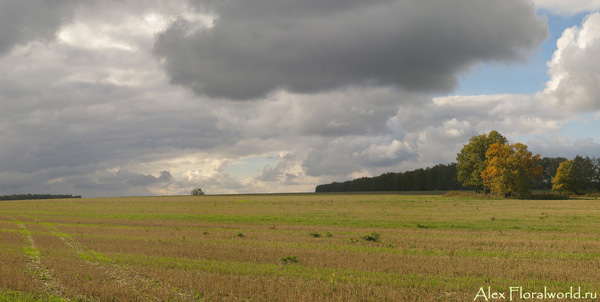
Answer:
[
  {"left": 154, "top": 0, "right": 548, "bottom": 100},
  {"left": 0, "top": 0, "right": 76, "bottom": 55},
  {"left": 0, "top": 77, "right": 232, "bottom": 175}
]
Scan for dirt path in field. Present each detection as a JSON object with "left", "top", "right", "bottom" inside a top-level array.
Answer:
[
  {"left": 9, "top": 217, "right": 68, "bottom": 300},
  {"left": 43, "top": 223, "right": 194, "bottom": 301}
]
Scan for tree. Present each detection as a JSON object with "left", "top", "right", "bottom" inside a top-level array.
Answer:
[
  {"left": 532, "top": 157, "right": 567, "bottom": 189},
  {"left": 481, "top": 142, "right": 543, "bottom": 198},
  {"left": 191, "top": 188, "right": 205, "bottom": 195},
  {"left": 573, "top": 156, "right": 595, "bottom": 191},
  {"left": 314, "top": 163, "right": 460, "bottom": 192},
  {"left": 594, "top": 157, "right": 600, "bottom": 191},
  {"left": 552, "top": 160, "right": 578, "bottom": 195},
  {"left": 456, "top": 130, "right": 508, "bottom": 192}
]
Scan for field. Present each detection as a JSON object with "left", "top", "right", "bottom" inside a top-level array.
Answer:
[{"left": 2, "top": 193, "right": 600, "bottom": 301}]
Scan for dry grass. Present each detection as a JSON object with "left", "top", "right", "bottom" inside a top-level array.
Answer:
[
  {"left": 2, "top": 194, "right": 600, "bottom": 301},
  {"left": 0, "top": 220, "right": 39, "bottom": 294}
]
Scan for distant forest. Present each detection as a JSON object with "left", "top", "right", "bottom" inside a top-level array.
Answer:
[
  {"left": 315, "top": 156, "right": 600, "bottom": 193},
  {"left": 0, "top": 194, "right": 82, "bottom": 201}
]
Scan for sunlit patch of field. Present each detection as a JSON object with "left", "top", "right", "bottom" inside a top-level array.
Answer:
[{"left": 1, "top": 194, "right": 600, "bottom": 301}]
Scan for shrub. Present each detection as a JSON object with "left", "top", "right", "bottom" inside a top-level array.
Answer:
[
  {"left": 309, "top": 232, "right": 321, "bottom": 238},
  {"left": 280, "top": 255, "right": 298, "bottom": 264},
  {"left": 361, "top": 232, "right": 380, "bottom": 242},
  {"left": 527, "top": 192, "right": 569, "bottom": 200},
  {"left": 443, "top": 191, "right": 498, "bottom": 199},
  {"left": 444, "top": 190, "right": 570, "bottom": 200}
]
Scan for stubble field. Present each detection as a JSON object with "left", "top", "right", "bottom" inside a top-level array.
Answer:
[{"left": 1, "top": 193, "right": 600, "bottom": 301}]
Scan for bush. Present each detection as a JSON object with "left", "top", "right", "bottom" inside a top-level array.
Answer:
[
  {"left": 361, "top": 232, "right": 380, "bottom": 242},
  {"left": 280, "top": 255, "right": 298, "bottom": 264},
  {"left": 526, "top": 192, "right": 570, "bottom": 200},
  {"left": 443, "top": 191, "right": 498, "bottom": 199},
  {"left": 444, "top": 190, "right": 570, "bottom": 200}
]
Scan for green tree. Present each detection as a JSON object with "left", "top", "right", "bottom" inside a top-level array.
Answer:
[
  {"left": 552, "top": 160, "right": 578, "bottom": 195},
  {"left": 481, "top": 142, "right": 543, "bottom": 198},
  {"left": 573, "top": 156, "right": 595, "bottom": 191},
  {"left": 412, "top": 169, "right": 426, "bottom": 191},
  {"left": 594, "top": 157, "right": 600, "bottom": 191},
  {"left": 456, "top": 130, "right": 508, "bottom": 192},
  {"left": 191, "top": 188, "right": 205, "bottom": 195}
]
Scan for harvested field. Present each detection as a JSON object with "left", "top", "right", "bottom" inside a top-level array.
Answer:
[{"left": 1, "top": 194, "right": 600, "bottom": 301}]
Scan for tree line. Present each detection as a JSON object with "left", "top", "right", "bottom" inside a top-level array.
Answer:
[
  {"left": 455, "top": 131, "right": 599, "bottom": 197},
  {"left": 0, "top": 194, "right": 82, "bottom": 201},
  {"left": 533, "top": 156, "right": 599, "bottom": 192},
  {"left": 315, "top": 164, "right": 460, "bottom": 192},
  {"left": 316, "top": 131, "right": 600, "bottom": 196}
]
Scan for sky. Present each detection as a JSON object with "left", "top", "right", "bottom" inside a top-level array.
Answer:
[{"left": 1, "top": 0, "right": 600, "bottom": 197}]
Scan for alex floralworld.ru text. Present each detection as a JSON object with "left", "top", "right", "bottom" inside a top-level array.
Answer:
[{"left": 474, "top": 286, "right": 598, "bottom": 301}]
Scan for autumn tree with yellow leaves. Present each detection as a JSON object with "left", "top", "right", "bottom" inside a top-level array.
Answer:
[
  {"left": 552, "top": 160, "right": 578, "bottom": 195},
  {"left": 481, "top": 142, "right": 543, "bottom": 198},
  {"left": 456, "top": 130, "right": 508, "bottom": 193}
]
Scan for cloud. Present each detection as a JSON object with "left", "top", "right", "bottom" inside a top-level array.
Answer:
[
  {"left": 206, "top": 88, "right": 422, "bottom": 178},
  {"left": 540, "top": 13, "right": 600, "bottom": 112},
  {"left": 527, "top": 135, "right": 600, "bottom": 158},
  {"left": 122, "top": 170, "right": 172, "bottom": 187},
  {"left": 61, "top": 168, "right": 175, "bottom": 197},
  {"left": 154, "top": 0, "right": 547, "bottom": 100},
  {"left": 533, "top": 0, "right": 600, "bottom": 15},
  {"left": 212, "top": 88, "right": 412, "bottom": 138},
  {"left": 397, "top": 94, "right": 564, "bottom": 137},
  {"left": 385, "top": 92, "right": 576, "bottom": 168},
  {"left": 0, "top": 0, "right": 77, "bottom": 55},
  {"left": 0, "top": 167, "right": 174, "bottom": 197},
  {"left": 180, "top": 169, "right": 247, "bottom": 194},
  {"left": 303, "top": 134, "right": 417, "bottom": 177},
  {"left": 258, "top": 153, "right": 298, "bottom": 182},
  {"left": 0, "top": 2, "right": 238, "bottom": 196}
]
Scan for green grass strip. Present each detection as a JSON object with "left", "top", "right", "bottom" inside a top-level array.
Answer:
[
  {"left": 0, "top": 290, "right": 66, "bottom": 302},
  {"left": 106, "top": 252, "right": 599, "bottom": 293}
]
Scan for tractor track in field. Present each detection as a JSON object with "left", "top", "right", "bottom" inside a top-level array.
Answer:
[
  {"left": 42, "top": 223, "right": 194, "bottom": 302},
  {"left": 9, "top": 217, "right": 69, "bottom": 300}
]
